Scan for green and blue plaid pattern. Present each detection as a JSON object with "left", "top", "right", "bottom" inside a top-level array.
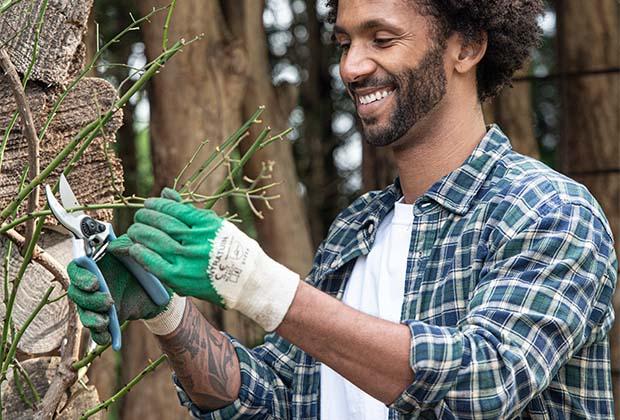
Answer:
[{"left": 176, "top": 125, "right": 617, "bottom": 419}]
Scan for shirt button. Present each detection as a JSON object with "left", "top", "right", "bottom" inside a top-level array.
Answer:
[
  {"left": 420, "top": 202, "right": 432, "bottom": 209},
  {"left": 367, "top": 223, "right": 375, "bottom": 234}
]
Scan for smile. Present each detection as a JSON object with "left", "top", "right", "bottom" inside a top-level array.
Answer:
[{"left": 358, "top": 89, "right": 394, "bottom": 105}]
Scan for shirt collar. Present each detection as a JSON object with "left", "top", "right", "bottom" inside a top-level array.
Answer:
[{"left": 422, "top": 124, "right": 512, "bottom": 215}]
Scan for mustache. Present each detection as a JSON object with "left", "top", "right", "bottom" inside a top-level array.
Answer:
[{"left": 347, "top": 75, "right": 398, "bottom": 93}]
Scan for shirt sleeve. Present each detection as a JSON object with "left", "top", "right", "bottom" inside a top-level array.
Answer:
[
  {"left": 174, "top": 332, "right": 299, "bottom": 419},
  {"left": 390, "top": 201, "right": 617, "bottom": 418},
  {"left": 173, "top": 240, "right": 329, "bottom": 419}
]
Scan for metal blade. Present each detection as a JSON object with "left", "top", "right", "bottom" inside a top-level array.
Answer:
[
  {"left": 59, "top": 174, "right": 85, "bottom": 216},
  {"left": 45, "top": 185, "right": 83, "bottom": 238}
]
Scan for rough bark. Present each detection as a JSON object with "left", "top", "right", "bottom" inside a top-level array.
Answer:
[
  {"left": 0, "top": 0, "right": 124, "bottom": 416},
  {"left": 299, "top": 1, "right": 343, "bottom": 246},
  {"left": 0, "top": 0, "right": 92, "bottom": 85},
  {"left": 127, "top": 2, "right": 315, "bottom": 416},
  {"left": 491, "top": 67, "right": 540, "bottom": 159},
  {"left": 0, "top": 77, "right": 124, "bottom": 226},
  {"left": 238, "top": 1, "right": 314, "bottom": 272},
  {"left": 556, "top": 0, "right": 620, "bottom": 415},
  {"left": 123, "top": 2, "right": 248, "bottom": 418}
]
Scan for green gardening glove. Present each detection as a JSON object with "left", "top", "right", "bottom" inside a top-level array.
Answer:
[
  {"left": 121, "top": 188, "right": 300, "bottom": 331},
  {"left": 67, "top": 235, "right": 172, "bottom": 345}
]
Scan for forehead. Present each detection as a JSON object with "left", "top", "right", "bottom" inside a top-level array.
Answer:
[{"left": 334, "top": 0, "right": 424, "bottom": 33}]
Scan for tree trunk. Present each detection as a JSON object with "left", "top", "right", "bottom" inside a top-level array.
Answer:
[
  {"left": 556, "top": 0, "right": 620, "bottom": 415},
  {"left": 227, "top": 0, "right": 314, "bottom": 278},
  {"left": 491, "top": 67, "right": 540, "bottom": 159},
  {"left": 124, "top": 1, "right": 316, "bottom": 417}
]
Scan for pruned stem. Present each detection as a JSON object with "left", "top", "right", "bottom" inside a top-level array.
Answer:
[{"left": 71, "top": 322, "right": 129, "bottom": 370}]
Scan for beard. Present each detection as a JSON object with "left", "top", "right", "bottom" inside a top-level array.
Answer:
[{"left": 353, "top": 43, "right": 447, "bottom": 147}]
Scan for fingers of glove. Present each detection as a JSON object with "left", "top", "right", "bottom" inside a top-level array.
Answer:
[
  {"left": 67, "top": 261, "right": 99, "bottom": 292},
  {"left": 77, "top": 307, "right": 109, "bottom": 332},
  {"left": 127, "top": 223, "right": 181, "bottom": 257},
  {"left": 68, "top": 285, "right": 114, "bottom": 313},
  {"left": 106, "top": 234, "right": 133, "bottom": 258},
  {"left": 134, "top": 208, "right": 190, "bottom": 238},
  {"left": 143, "top": 197, "right": 212, "bottom": 227},
  {"left": 91, "top": 331, "right": 112, "bottom": 346},
  {"left": 160, "top": 187, "right": 182, "bottom": 202},
  {"left": 126, "top": 242, "right": 176, "bottom": 285}
]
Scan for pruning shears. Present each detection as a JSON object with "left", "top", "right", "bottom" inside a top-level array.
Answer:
[{"left": 45, "top": 174, "right": 169, "bottom": 351}]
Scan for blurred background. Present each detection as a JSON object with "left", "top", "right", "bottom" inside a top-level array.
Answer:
[{"left": 85, "top": 0, "right": 619, "bottom": 418}]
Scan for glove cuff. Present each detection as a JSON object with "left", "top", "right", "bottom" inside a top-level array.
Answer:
[
  {"left": 209, "top": 221, "right": 300, "bottom": 331},
  {"left": 143, "top": 294, "right": 186, "bottom": 335},
  {"left": 241, "top": 251, "right": 300, "bottom": 331}
]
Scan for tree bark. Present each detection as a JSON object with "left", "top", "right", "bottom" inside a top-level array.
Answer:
[
  {"left": 491, "top": 67, "right": 540, "bottom": 159},
  {"left": 123, "top": 1, "right": 312, "bottom": 417},
  {"left": 227, "top": 0, "right": 314, "bottom": 278},
  {"left": 556, "top": 0, "right": 620, "bottom": 415}
]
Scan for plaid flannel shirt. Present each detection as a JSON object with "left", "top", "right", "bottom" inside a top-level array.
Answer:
[{"left": 175, "top": 125, "right": 617, "bottom": 419}]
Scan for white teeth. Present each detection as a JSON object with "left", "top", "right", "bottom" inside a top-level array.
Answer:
[{"left": 359, "top": 89, "right": 393, "bottom": 105}]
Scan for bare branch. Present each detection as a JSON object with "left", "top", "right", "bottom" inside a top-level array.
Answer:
[
  {"left": 2, "top": 228, "right": 69, "bottom": 290},
  {"left": 0, "top": 48, "right": 40, "bottom": 245}
]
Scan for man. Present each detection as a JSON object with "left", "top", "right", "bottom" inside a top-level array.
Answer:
[{"left": 68, "top": 0, "right": 618, "bottom": 418}]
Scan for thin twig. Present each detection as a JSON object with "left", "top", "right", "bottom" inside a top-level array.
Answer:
[
  {"left": 204, "top": 127, "right": 271, "bottom": 209},
  {"left": 0, "top": 48, "right": 41, "bottom": 245},
  {"left": 72, "top": 322, "right": 129, "bottom": 370},
  {"left": 162, "top": 0, "right": 178, "bottom": 51},
  {"left": 14, "top": 359, "right": 40, "bottom": 403},
  {"left": 173, "top": 139, "right": 209, "bottom": 190},
  {"left": 79, "top": 354, "right": 167, "bottom": 420},
  {"left": 0, "top": 202, "right": 145, "bottom": 235},
  {"left": 180, "top": 106, "right": 265, "bottom": 191}
]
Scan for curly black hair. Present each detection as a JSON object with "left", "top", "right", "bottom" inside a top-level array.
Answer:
[{"left": 325, "top": 0, "right": 544, "bottom": 101}]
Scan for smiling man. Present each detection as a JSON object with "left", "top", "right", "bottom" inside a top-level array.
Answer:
[{"left": 67, "top": 0, "right": 618, "bottom": 419}]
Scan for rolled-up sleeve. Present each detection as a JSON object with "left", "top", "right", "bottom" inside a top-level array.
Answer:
[
  {"left": 175, "top": 333, "right": 297, "bottom": 419},
  {"left": 391, "top": 201, "right": 617, "bottom": 418}
]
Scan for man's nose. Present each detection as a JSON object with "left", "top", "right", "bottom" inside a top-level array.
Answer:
[{"left": 339, "top": 45, "right": 377, "bottom": 84}]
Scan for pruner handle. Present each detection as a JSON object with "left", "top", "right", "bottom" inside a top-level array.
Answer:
[
  {"left": 107, "top": 230, "right": 170, "bottom": 306},
  {"left": 74, "top": 256, "right": 122, "bottom": 351}
]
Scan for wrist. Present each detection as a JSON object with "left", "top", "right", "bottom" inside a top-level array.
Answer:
[{"left": 143, "top": 294, "right": 187, "bottom": 335}]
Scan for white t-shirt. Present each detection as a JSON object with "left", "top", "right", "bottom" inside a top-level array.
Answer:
[{"left": 320, "top": 200, "right": 414, "bottom": 420}]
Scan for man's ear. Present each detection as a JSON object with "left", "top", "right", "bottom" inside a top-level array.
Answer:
[{"left": 454, "top": 32, "right": 488, "bottom": 74}]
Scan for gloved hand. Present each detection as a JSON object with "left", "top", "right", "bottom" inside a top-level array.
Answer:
[
  {"left": 117, "top": 188, "right": 300, "bottom": 331},
  {"left": 67, "top": 235, "right": 182, "bottom": 345}
]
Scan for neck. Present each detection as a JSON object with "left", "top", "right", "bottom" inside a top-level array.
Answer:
[{"left": 391, "top": 93, "right": 486, "bottom": 204}]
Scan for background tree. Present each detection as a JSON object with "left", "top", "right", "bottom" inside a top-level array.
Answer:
[{"left": 555, "top": 0, "right": 620, "bottom": 414}]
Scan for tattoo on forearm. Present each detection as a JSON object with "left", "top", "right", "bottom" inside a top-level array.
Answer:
[{"left": 157, "top": 301, "right": 240, "bottom": 409}]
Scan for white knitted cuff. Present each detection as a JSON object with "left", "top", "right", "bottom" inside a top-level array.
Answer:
[
  {"left": 241, "top": 253, "right": 300, "bottom": 331},
  {"left": 209, "top": 221, "right": 300, "bottom": 332},
  {"left": 143, "top": 294, "right": 187, "bottom": 336}
]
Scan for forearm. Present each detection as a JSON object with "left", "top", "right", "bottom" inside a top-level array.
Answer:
[
  {"left": 276, "top": 282, "right": 413, "bottom": 404},
  {"left": 156, "top": 299, "right": 241, "bottom": 410}
]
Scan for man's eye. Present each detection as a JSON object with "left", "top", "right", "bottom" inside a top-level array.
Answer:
[
  {"left": 374, "top": 38, "right": 394, "bottom": 47},
  {"left": 337, "top": 43, "right": 350, "bottom": 52}
]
